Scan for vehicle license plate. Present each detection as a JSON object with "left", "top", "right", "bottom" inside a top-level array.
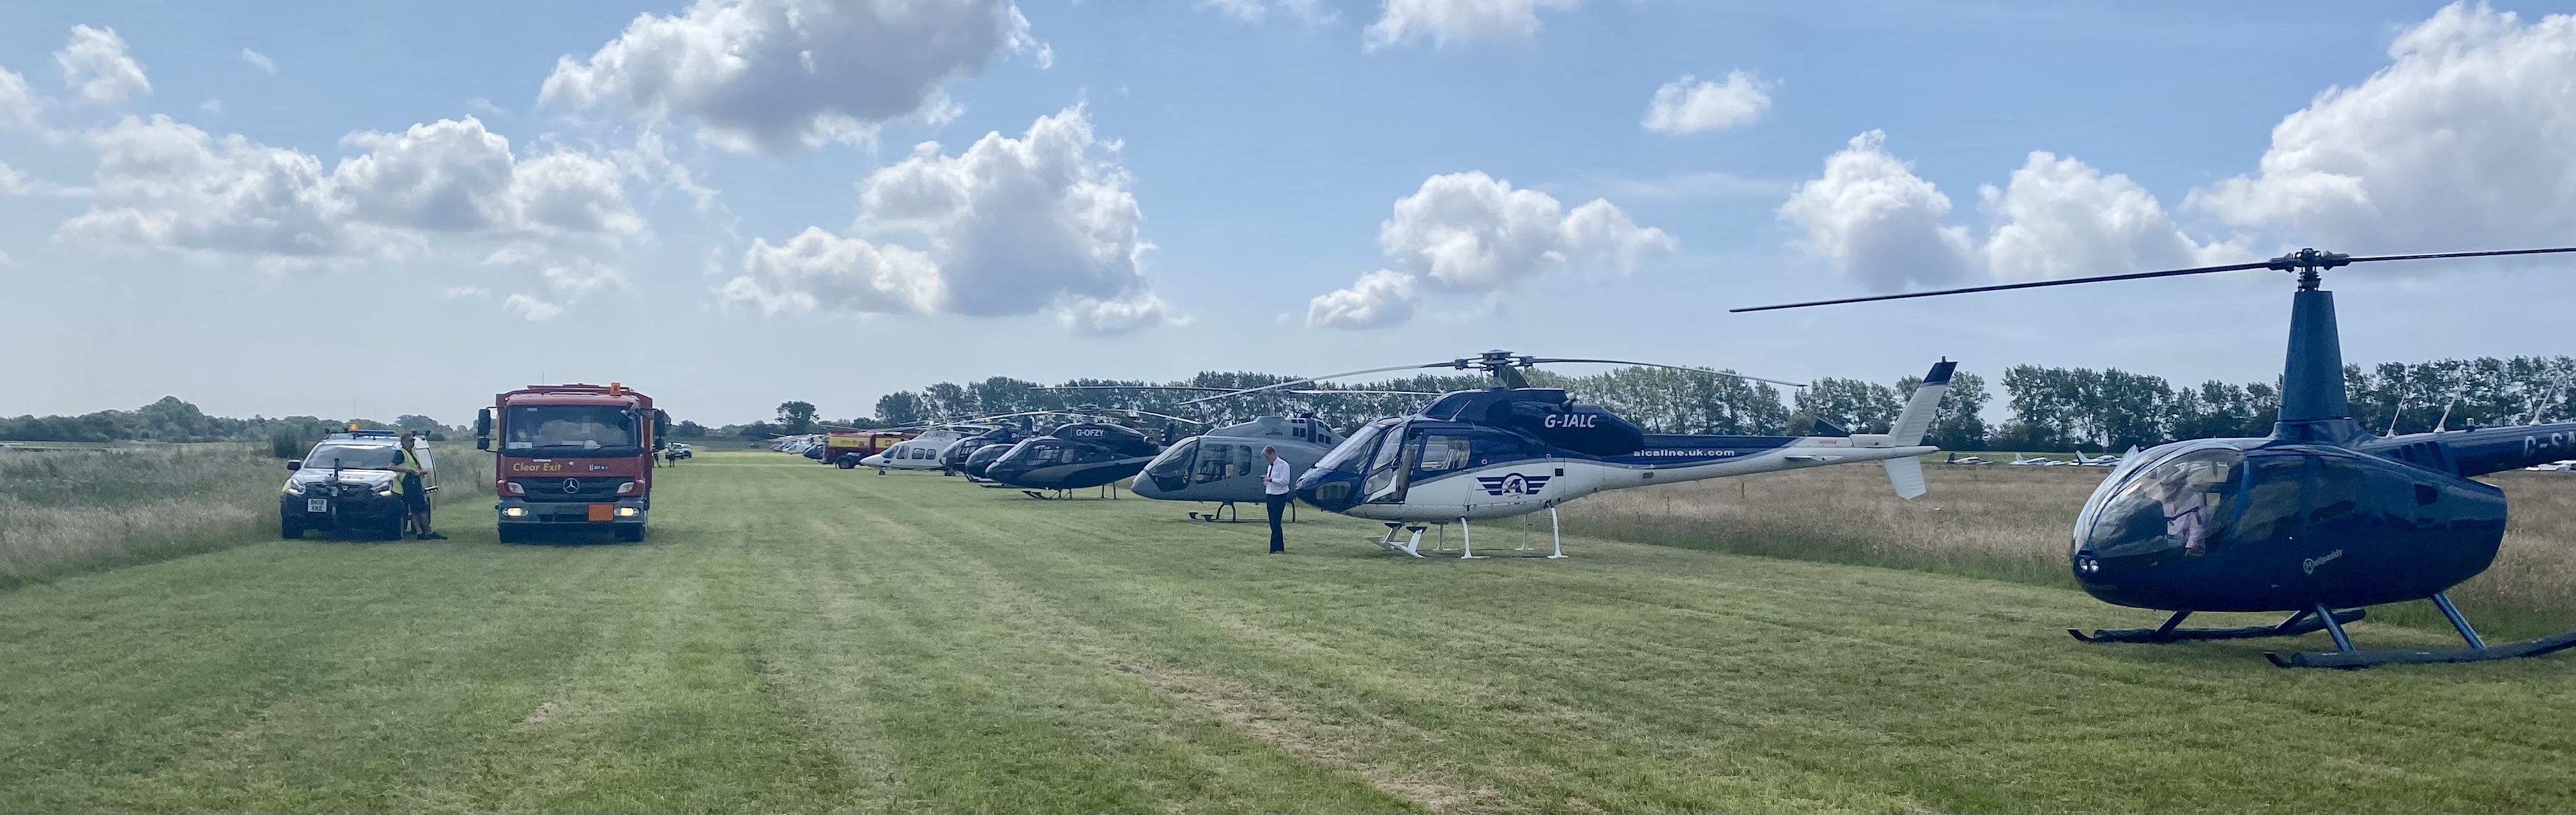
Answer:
[{"left": 307, "top": 499, "right": 329, "bottom": 513}]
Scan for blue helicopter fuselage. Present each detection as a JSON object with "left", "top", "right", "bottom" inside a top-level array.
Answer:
[{"left": 2069, "top": 421, "right": 2576, "bottom": 612}]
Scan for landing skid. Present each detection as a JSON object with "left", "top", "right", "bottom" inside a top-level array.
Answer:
[
  {"left": 2070, "top": 607, "right": 2364, "bottom": 644},
  {"left": 2266, "top": 593, "right": 2576, "bottom": 669},
  {"left": 1188, "top": 501, "right": 1295, "bottom": 523}
]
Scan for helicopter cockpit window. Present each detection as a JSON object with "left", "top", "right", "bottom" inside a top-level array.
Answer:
[
  {"left": 2082, "top": 447, "right": 2241, "bottom": 559},
  {"left": 1409, "top": 434, "right": 1473, "bottom": 477},
  {"left": 1146, "top": 439, "right": 1195, "bottom": 490},
  {"left": 1319, "top": 419, "right": 1393, "bottom": 475},
  {"left": 1363, "top": 424, "right": 1409, "bottom": 497},
  {"left": 1194, "top": 442, "right": 1237, "bottom": 484},
  {"left": 2233, "top": 456, "right": 2306, "bottom": 545}
]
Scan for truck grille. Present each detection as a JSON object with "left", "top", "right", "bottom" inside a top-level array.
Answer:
[{"left": 512, "top": 477, "right": 629, "bottom": 501}]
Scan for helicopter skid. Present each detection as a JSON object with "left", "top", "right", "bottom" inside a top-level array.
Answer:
[
  {"left": 2266, "top": 631, "right": 2576, "bottom": 669},
  {"left": 2266, "top": 594, "right": 2576, "bottom": 668},
  {"left": 2069, "top": 607, "right": 2363, "bottom": 644},
  {"left": 1370, "top": 524, "right": 1429, "bottom": 557}
]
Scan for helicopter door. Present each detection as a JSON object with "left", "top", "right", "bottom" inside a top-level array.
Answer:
[{"left": 1361, "top": 424, "right": 1412, "bottom": 503}]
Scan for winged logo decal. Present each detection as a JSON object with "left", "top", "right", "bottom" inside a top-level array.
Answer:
[{"left": 1475, "top": 472, "right": 1552, "bottom": 496}]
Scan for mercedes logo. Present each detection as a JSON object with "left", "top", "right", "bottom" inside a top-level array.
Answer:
[{"left": 562, "top": 478, "right": 581, "bottom": 493}]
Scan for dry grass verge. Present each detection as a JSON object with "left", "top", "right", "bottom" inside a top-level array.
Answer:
[
  {"left": 1560, "top": 462, "right": 2576, "bottom": 638},
  {"left": 0, "top": 443, "right": 489, "bottom": 589}
]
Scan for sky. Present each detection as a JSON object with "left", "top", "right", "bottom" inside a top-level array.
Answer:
[{"left": 3, "top": 0, "right": 2574, "bottom": 426}]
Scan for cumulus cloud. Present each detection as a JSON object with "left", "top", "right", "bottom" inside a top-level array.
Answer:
[
  {"left": 1641, "top": 72, "right": 1772, "bottom": 134},
  {"left": 1364, "top": 0, "right": 1581, "bottom": 50},
  {"left": 56, "top": 25, "right": 150, "bottom": 104},
  {"left": 239, "top": 49, "right": 275, "bottom": 73},
  {"left": 1202, "top": 0, "right": 1335, "bottom": 24},
  {"left": 503, "top": 293, "right": 563, "bottom": 321},
  {"left": 721, "top": 105, "right": 1181, "bottom": 334},
  {"left": 540, "top": 0, "right": 1036, "bottom": 155},
  {"left": 0, "top": 67, "right": 38, "bottom": 130},
  {"left": 1982, "top": 152, "right": 2239, "bottom": 281},
  {"left": 1307, "top": 269, "right": 1416, "bottom": 329},
  {"left": 57, "top": 114, "right": 640, "bottom": 265},
  {"left": 1779, "top": 130, "right": 1978, "bottom": 291},
  {"left": 1308, "top": 171, "right": 1671, "bottom": 329},
  {"left": 1782, "top": 131, "right": 2243, "bottom": 291},
  {"left": 2187, "top": 2, "right": 2576, "bottom": 256}
]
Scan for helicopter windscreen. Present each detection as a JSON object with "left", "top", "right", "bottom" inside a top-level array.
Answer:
[
  {"left": 2079, "top": 446, "right": 2244, "bottom": 559},
  {"left": 1144, "top": 438, "right": 1197, "bottom": 491},
  {"left": 1315, "top": 419, "right": 1397, "bottom": 475}
]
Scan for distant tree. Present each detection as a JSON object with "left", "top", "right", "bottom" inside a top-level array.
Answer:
[
  {"left": 875, "top": 391, "right": 924, "bottom": 426},
  {"left": 776, "top": 401, "right": 818, "bottom": 435},
  {"left": 673, "top": 420, "right": 707, "bottom": 439},
  {"left": 737, "top": 421, "right": 782, "bottom": 440}
]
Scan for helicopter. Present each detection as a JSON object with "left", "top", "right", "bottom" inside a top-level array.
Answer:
[
  {"left": 854, "top": 424, "right": 995, "bottom": 470},
  {"left": 979, "top": 406, "right": 1206, "bottom": 497},
  {"left": 1736, "top": 245, "right": 2576, "bottom": 668},
  {"left": 1134, "top": 414, "right": 1349, "bottom": 522},
  {"left": 1187, "top": 351, "right": 1956, "bottom": 558},
  {"left": 939, "top": 425, "right": 1036, "bottom": 476}
]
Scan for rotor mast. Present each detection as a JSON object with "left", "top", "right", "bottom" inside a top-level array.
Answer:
[{"left": 2271, "top": 249, "right": 2359, "bottom": 442}]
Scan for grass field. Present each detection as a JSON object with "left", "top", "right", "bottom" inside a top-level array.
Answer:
[{"left": 8, "top": 451, "right": 2576, "bottom": 812}]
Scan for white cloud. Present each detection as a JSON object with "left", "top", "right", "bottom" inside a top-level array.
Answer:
[
  {"left": 503, "top": 294, "right": 563, "bottom": 321},
  {"left": 1982, "top": 151, "right": 2239, "bottom": 281},
  {"left": 540, "top": 259, "right": 626, "bottom": 300},
  {"left": 1641, "top": 71, "right": 1772, "bottom": 134},
  {"left": 540, "top": 0, "right": 1037, "bottom": 156},
  {"left": 1203, "top": 0, "right": 1336, "bottom": 24},
  {"left": 2188, "top": 2, "right": 2576, "bottom": 256},
  {"left": 722, "top": 105, "right": 1181, "bottom": 334},
  {"left": 1308, "top": 171, "right": 1671, "bottom": 329},
  {"left": 0, "top": 67, "right": 38, "bottom": 130},
  {"left": 58, "top": 114, "right": 640, "bottom": 265},
  {"left": 1364, "top": 0, "right": 1580, "bottom": 50},
  {"left": 1307, "top": 269, "right": 1416, "bottom": 329},
  {"left": 1383, "top": 171, "right": 1673, "bottom": 290},
  {"left": 56, "top": 25, "right": 150, "bottom": 104},
  {"left": 1783, "top": 131, "right": 2246, "bottom": 291},
  {"left": 1779, "top": 130, "right": 1978, "bottom": 292},
  {"left": 199, "top": 99, "right": 222, "bottom": 114},
  {"left": 438, "top": 286, "right": 489, "bottom": 299},
  {"left": 239, "top": 49, "right": 276, "bottom": 73}
]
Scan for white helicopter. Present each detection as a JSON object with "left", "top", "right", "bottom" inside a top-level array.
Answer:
[{"left": 1183, "top": 351, "right": 1956, "bottom": 559}]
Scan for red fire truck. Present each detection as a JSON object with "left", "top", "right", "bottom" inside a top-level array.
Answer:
[{"left": 474, "top": 382, "right": 668, "bottom": 542}]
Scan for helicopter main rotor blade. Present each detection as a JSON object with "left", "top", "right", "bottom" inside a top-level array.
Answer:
[
  {"left": 1176, "top": 362, "right": 1452, "bottom": 405},
  {"left": 1524, "top": 358, "right": 1811, "bottom": 389},
  {"left": 1729, "top": 260, "right": 2278, "bottom": 313},
  {"left": 1042, "top": 385, "right": 1234, "bottom": 392},
  {"left": 1287, "top": 389, "right": 1442, "bottom": 396},
  {"left": 1734, "top": 245, "right": 2576, "bottom": 313}
]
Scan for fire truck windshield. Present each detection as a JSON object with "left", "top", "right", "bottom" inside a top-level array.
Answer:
[{"left": 503, "top": 405, "right": 639, "bottom": 453}]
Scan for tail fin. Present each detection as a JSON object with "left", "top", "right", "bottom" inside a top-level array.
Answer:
[
  {"left": 1888, "top": 360, "right": 1957, "bottom": 447},
  {"left": 1884, "top": 456, "right": 1926, "bottom": 500}
]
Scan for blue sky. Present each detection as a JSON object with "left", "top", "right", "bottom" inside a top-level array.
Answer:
[{"left": 3, "top": 1, "right": 2573, "bottom": 426}]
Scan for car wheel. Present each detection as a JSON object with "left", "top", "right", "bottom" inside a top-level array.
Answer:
[
  {"left": 280, "top": 516, "right": 302, "bottom": 539},
  {"left": 384, "top": 515, "right": 409, "bottom": 541}
]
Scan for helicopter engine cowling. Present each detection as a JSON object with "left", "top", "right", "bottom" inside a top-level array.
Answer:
[{"left": 1422, "top": 388, "right": 1646, "bottom": 457}]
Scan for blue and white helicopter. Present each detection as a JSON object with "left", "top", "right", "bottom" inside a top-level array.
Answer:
[{"left": 1184, "top": 351, "right": 1957, "bottom": 558}]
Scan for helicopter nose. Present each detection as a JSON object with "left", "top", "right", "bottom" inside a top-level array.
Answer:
[{"left": 1296, "top": 468, "right": 1363, "bottom": 512}]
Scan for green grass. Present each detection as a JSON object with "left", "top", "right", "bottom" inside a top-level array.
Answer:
[{"left": 7, "top": 451, "right": 2576, "bottom": 812}]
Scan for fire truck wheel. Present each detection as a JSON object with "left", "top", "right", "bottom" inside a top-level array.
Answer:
[
  {"left": 498, "top": 526, "right": 526, "bottom": 544},
  {"left": 615, "top": 525, "right": 645, "bottom": 543}
]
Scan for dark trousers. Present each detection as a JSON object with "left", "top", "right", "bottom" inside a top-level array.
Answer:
[{"left": 1265, "top": 493, "right": 1289, "bottom": 552}]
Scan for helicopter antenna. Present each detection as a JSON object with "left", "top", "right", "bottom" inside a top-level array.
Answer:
[{"left": 1731, "top": 245, "right": 2576, "bottom": 313}]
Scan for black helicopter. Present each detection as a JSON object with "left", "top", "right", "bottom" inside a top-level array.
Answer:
[
  {"left": 940, "top": 425, "right": 1032, "bottom": 476},
  {"left": 980, "top": 407, "right": 1202, "bottom": 498},
  {"left": 1738, "top": 245, "right": 2576, "bottom": 668}
]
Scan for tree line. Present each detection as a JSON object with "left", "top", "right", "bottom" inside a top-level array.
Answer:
[{"left": 16, "top": 355, "right": 2572, "bottom": 454}]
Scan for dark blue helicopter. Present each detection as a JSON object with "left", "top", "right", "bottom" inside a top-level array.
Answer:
[
  {"left": 1738, "top": 245, "right": 2576, "bottom": 667},
  {"left": 980, "top": 407, "right": 1201, "bottom": 498}
]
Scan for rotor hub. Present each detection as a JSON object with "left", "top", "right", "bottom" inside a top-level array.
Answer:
[{"left": 2266, "top": 248, "right": 2350, "bottom": 290}]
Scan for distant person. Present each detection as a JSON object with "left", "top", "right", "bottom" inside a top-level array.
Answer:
[
  {"left": 394, "top": 433, "right": 445, "bottom": 541},
  {"left": 2157, "top": 474, "right": 2206, "bottom": 555},
  {"left": 1261, "top": 446, "right": 1292, "bottom": 554}
]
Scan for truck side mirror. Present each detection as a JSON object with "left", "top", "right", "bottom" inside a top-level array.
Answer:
[
  {"left": 652, "top": 409, "right": 670, "bottom": 451},
  {"left": 286, "top": 460, "right": 302, "bottom": 471},
  {"left": 475, "top": 438, "right": 490, "bottom": 451},
  {"left": 473, "top": 408, "right": 493, "bottom": 450}
]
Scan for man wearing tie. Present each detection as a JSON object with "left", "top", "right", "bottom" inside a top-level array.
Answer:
[{"left": 1260, "top": 446, "right": 1292, "bottom": 554}]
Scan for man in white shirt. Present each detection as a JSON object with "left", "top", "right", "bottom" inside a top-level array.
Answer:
[{"left": 1261, "top": 446, "right": 1292, "bottom": 553}]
